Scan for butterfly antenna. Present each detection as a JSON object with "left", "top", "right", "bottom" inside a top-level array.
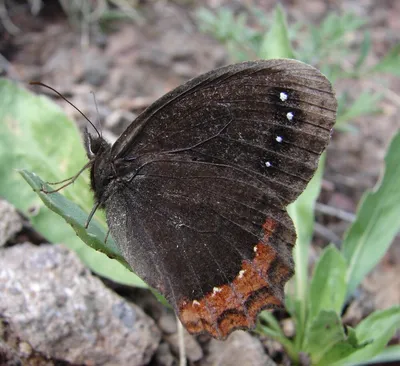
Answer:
[
  {"left": 29, "top": 81, "right": 101, "bottom": 138},
  {"left": 90, "top": 90, "right": 102, "bottom": 137}
]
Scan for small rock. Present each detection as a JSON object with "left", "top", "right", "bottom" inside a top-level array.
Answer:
[
  {"left": 0, "top": 315, "right": 80, "bottom": 365},
  {"left": 0, "top": 199, "right": 23, "bottom": 247},
  {"left": 104, "top": 109, "right": 137, "bottom": 131},
  {"left": 172, "top": 62, "right": 195, "bottom": 78},
  {"left": 201, "top": 330, "right": 275, "bottom": 366},
  {"left": 263, "top": 337, "right": 284, "bottom": 360},
  {"left": 129, "top": 287, "right": 165, "bottom": 322},
  {"left": 154, "top": 342, "right": 175, "bottom": 366},
  {"left": 137, "top": 49, "right": 171, "bottom": 68},
  {"left": 158, "top": 309, "right": 178, "bottom": 334},
  {"left": 281, "top": 318, "right": 295, "bottom": 338},
  {"left": 165, "top": 328, "right": 203, "bottom": 362},
  {"left": 0, "top": 243, "right": 161, "bottom": 365}
]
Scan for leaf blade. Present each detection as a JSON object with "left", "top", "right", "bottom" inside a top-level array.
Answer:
[
  {"left": 259, "top": 4, "right": 294, "bottom": 59},
  {"left": 343, "top": 130, "right": 400, "bottom": 296},
  {"left": 308, "top": 245, "right": 347, "bottom": 322},
  {"left": 0, "top": 78, "right": 146, "bottom": 287}
]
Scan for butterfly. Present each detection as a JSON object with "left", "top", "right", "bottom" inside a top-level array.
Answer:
[{"left": 65, "top": 59, "right": 336, "bottom": 339}]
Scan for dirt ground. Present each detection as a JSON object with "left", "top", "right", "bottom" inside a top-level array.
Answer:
[{"left": 1, "top": 0, "right": 399, "bottom": 364}]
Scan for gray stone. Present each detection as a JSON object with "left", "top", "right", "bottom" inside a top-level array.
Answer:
[
  {"left": 201, "top": 330, "right": 276, "bottom": 366},
  {"left": 0, "top": 243, "right": 161, "bottom": 365},
  {"left": 153, "top": 342, "right": 175, "bottom": 366},
  {"left": 0, "top": 315, "right": 80, "bottom": 365},
  {"left": 158, "top": 308, "right": 178, "bottom": 334},
  {"left": 281, "top": 318, "right": 295, "bottom": 338},
  {"left": 0, "top": 200, "right": 23, "bottom": 247},
  {"left": 165, "top": 328, "right": 203, "bottom": 362}
]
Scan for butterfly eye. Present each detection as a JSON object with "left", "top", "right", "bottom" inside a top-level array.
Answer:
[
  {"left": 84, "top": 129, "right": 107, "bottom": 158},
  {"left": 89, "top": 137, "right": 102, "bottom": 155}
]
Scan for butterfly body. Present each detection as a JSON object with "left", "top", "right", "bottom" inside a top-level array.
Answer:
[{"left": 84, "top": 59, "right": 337, "bottom": 339}]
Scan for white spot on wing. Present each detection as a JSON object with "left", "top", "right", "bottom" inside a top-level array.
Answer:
[
  {"left": 280, "top": 92, "right": 288, "bottom": 101},
  {"left": 265, "top": 161, "right": 271, "bottom": 168},
  {"left": 253, "top": 245, "right": 258, "bottom": 252},
  {"left": 286, "top": 112, "right": 294, "bottom": 121},
  {"left": 193, "top": 300, "right": 200, "bottom": 306},
  {"left": 212, "top": 287, "right": 222, "bottom": 296},
  {"left": 276, "top": 136, "right": 283, "bottom": 143},
  {"left": 238, "top": 270, "right": 246, "bottom": 279}
]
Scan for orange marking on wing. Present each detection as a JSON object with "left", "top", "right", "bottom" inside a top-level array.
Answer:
[
  {"left": 253, "top": 242, "right": 277, "bottom": 277},
  {"left": 178, "top": 218, "right": 292, "bottom": 339},
  {"left": 262, "top": 217, "right": 277, "bottom": 234},
  {"left": 246, "top": 291, "right": 283, "bottom": 318},
  {"left": 218, "top": 311, "right": 252, "bottom": 335}
]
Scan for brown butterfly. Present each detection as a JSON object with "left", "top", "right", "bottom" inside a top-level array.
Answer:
[{"left": 38, "top": 59, "right": 337, "bottom": 340}]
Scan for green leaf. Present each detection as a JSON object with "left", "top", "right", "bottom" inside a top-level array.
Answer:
[
  {"left": 196, "top": 8, "right": 217, "bottom": 33},
  {"left": 20, "top": 169, "right": 146, "bottom": 287},
  {"left": 0, "top": 78, "right": 146, "bottom": 287},
  {"left": 370, "top": 44, "right": 400, "bottom": 76},
  {"left": 257, "top": 311, "right": 299, "bottom": 362},
  {"left": 286, "top": 294, "right": 305, "bottom": 339},
  {"left": 335, "top": 93, "right": 358, "bottom": 133},
  {"left": 354, "top": 31, "right": 371, "bottom": 71},
  {"left": 318, "top": 343, "right": 362, "bottom": 366},
  {"left": 315, "top": 326, "right": 369, "bottom": 365},
  {"left": 301, "top": 13, "right": 365, "bottom": 68},
  {"left": 257, "top": 323, "right": 299, "bottom": 361},
  {"left": 258, "top": 310, "right": 284, "bottom": 335},
  {"left": 287, "top": 154, "right": 326, "bottom": 345},
  {"left": 339, "top": 307, "right": 400, "bottom": 364},
  {"left": 308, "top": 245, "right": 347, "bottom": 322},
  {"left": 303, "top": 310, "right": 346, "bottom": 363},
  {"left": 317, "top": 308, "right": 400, "bottom": 366},
  {"left": 216, "top": 8, "right": 235, "bottom": 41},
  {"left": 347, "top": 326, "right": 361, "bottom": 348},
  {"left": 0, "top": 79, "right": 93, "bottom": 213},
  {"left": 343, "top": 130, "right": 400, "bottom": 296},
  {"left": 336, "top": 91, "right": 382, "bottom": 127},
  {"left": 20, "top": 171, "right": 121, "bottom": 263},
  {"left": 259, "top": 4, "right": 294, "bottom": 59},
  {"left": 361, "top": 345, "right": 400, "bottom": 365}
]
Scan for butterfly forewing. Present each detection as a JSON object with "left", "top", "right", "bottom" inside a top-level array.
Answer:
[{"left": 100, "top": 59, "right": 336, "bottom": 339}]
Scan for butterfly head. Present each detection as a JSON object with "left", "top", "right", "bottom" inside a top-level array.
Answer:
[
  {"left": 84, "top": 128, "right": 110, "bottom": 159},
  {"left": 83, "top": 129, "right": 114, "bottom": 206}
]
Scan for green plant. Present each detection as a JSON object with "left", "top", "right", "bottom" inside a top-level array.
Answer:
[
  {"left": 56, "top": 0, "right": 142, "bottom": 29},
  {"left": 197, "top": 5, "right": 399, "bottom": 133},
  {"left": 196, "top": 5, "right": 400, "bottom": 364},
  {"left": 0, "top": 0, "right": 141, "bottom": 36},
  {"left": 0, "top": 79, "right": 145, "bottom": 288},
  {"left": 1, "top": 3, "right": 399, "bottom": 364}
]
